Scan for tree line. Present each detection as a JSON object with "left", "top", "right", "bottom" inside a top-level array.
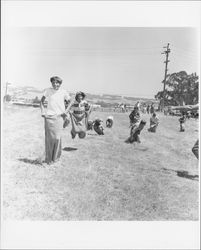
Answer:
[{"left": 155, "top": 71, "right": 199, "bottom": 106}]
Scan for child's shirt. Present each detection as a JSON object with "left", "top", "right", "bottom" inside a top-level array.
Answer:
[
  {"left": 150, "top": 116, "right": 159, "bottom": 125},
  {"left": 43, "top": 88, "right": 71, "bottom": 116},
  {"left": 179, "top": 116, "right": 186, "bottom": 123},
  {"left": 94, "top": 119, "right": 103, "bottom": 127},
  {"left": 70, "top": 100, "right": 90, "bottom": 116},
  {"left": 129, "top": 110, "right": 140, "bottom": 124}
]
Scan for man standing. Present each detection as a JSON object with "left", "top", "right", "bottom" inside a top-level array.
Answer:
[
  {"left": 41, "top": 76, "right": 71, "bottom": 164},
  {"left": 179, "top": 112, "right": 186, "bottom": 132}
]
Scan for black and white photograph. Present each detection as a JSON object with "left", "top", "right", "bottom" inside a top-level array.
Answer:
[{"left": 1, "top": 1, "right": 200, "bottom": 249}]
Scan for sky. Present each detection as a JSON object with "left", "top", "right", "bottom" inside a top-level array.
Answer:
[{"left": 3, "top": 27, "right": 199, "bottom": 98}]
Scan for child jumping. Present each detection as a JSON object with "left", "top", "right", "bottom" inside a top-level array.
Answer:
[
  {"left": 68, "top": 91, "right": 91, "bottom": 139},
  {"left": 129, "top": 106, "right": 140, "bottom": 127},
  {"left": 125, "top": 107, "right": 146, "bottom": 143}
]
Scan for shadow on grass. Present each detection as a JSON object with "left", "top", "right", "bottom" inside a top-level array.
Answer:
[
  {"left": 125, "top": 142, "right": 149, "bottom": 151},
  {"left": 176, "top": 171, "right": 199, "bottom": 181},
  {"left": 63, "top": 147, "right": 78, "bottom": 151},
  {"left": 87, "top": 133, "right": 99, "bottom": 136},
  {"left": 18, "top": 158, "right": 42, "bottom": 165},
  {"left": 162, "top": 168, "right": 199, "bottom": 181},
  {"left": 164, "top": 135, "right": 175, "bottom": 140},
  {"left": 133, "top": 147, "right": 149, "bottom": 152}
]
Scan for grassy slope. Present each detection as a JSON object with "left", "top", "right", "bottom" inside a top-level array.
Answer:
[{"left": 2, "top": 105, "right": 199, "bottom": 220}]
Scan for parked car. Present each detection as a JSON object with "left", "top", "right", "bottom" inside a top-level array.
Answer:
[{"left": 168, "top": 108, "right": 181, "bottom": 116}]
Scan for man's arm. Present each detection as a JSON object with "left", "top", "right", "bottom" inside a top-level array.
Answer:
[
  {"left": 64, "top": 96, "right": 75, "bottom": 114},
  {"left": 40, "top": 96, "right": 46, "bottom": 117}
]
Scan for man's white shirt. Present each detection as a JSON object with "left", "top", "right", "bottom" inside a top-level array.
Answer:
[{"left": 43, "top": 88, "right": 70, "bottom": 116}]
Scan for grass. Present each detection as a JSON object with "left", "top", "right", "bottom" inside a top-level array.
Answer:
[{"left": 2, "top": 104, "right": 199, "bottom": 220}]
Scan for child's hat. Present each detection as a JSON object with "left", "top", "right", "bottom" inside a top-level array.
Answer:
[
  {"left": 140, "top": 119, "right": 146, "bottom": 125},
  {"left": 75, "top": 91, "right": 86, "bottom": 100}
]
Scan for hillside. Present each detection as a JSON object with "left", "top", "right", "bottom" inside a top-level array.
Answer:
[{"left": 6, "top": 85, "right": 156, "bottom": 105}]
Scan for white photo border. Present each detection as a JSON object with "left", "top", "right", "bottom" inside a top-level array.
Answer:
[{"left": 1, "top": 1, "right": 200, "bottom": 249}]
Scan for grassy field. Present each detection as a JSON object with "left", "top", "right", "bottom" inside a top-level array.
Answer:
[{"left": 2, "top": 104, "right": 199, "bottom": 220}]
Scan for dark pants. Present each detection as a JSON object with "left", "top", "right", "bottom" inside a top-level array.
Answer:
[{"left": 180, "top": 122, "right": 185, "bottom": 132}]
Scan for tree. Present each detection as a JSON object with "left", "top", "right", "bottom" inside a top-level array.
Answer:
[{"left": 155, "top": 71, "right": 199, "bottom": 106}]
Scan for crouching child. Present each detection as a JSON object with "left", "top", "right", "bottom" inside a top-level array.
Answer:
[
  {"left": 93, "top": 118, "right": 104, "bottom": 135},
  {"left": 106, "top": 116, "right": 114, "bottom": 128},
  {"left": 125, "top": 120, "right": 146, "bottom": 143}
]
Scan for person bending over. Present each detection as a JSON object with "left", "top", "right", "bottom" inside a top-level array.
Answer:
[
  {"left": 106, "top": 116, "right": 114, "bottom": 128},
  {"left": 148, "top": 113, "right": 159, "bottom": 132}
]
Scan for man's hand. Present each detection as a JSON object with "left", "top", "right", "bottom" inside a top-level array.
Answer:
[
  {"left": 40, "top": 96, "right": 46, "bottom": 118},
  {"left": 61, "top": 113, "right": 67, "bottom": 119}
]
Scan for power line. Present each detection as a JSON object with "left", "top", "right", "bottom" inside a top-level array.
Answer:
[
  {"left": 172, "top": 50, "right": 198, "bottom": 60},
  {"left": 171, "top": 45, "right": 197, "bottom": 55},
  {"left": 27, "top": 46, "right": 162, "bottom": 51}
]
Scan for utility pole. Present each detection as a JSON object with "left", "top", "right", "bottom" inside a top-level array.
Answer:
[
  {"left": 4, "top": 82, "right": 11, "bottom": 102},
  {"left": 161, "top": 43, "right": 171, "bottom": 111}
]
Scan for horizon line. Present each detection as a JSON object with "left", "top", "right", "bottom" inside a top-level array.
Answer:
[{"left": 4, "top": 84, "right": 156, "bottom": 100}]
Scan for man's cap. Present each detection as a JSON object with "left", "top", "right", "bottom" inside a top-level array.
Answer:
[{"left": 50, "top": 76, "right": 62, "bottom": 84}]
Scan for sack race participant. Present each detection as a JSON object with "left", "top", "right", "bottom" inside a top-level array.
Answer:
[
  {"left": 186, "top": 111, "right": 191, "bottom": 119},
  {"left": 63, "top": 100, "right": 72, "bottom": 128},
  {"left": 129, "top": 106, "right": 140, "bottom": 127},
  {"left": 192, "top": 140, "right": 199, "bottom": 159},
  {"left": 125, "top": 120, "right": 146, "bottom": 143},
  {"left": 148, "top": 113, "right": 159, "bottom": 132},
  {"left": 146, "top": 105, "right": 150, "bottom": 114},
  {"left": 106, "top": 116, "right": 114, "bottom": 128},
  {"left": 179, "top": 113, "right": 186, "bottom": 132},
  {"left": 126, "top": 107, "right": 146, "bottom": 143},
  {"left": 69, "top": 91, "right": 91, "bottom": 139},
  {"left": 134, "top": 101, "right": 140, "bottom": 111},
  {"left": 63, "top": 113, "right": 71, "bottom": 128},
  {"left": 41, "top": 76, "right": 71, "bottom": 164},
  {"left": 93, "top": 118, "right": 104, "bottom": 135},
  {"left": 150, "top": 103, "right": 155, "bottom": 114}
]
